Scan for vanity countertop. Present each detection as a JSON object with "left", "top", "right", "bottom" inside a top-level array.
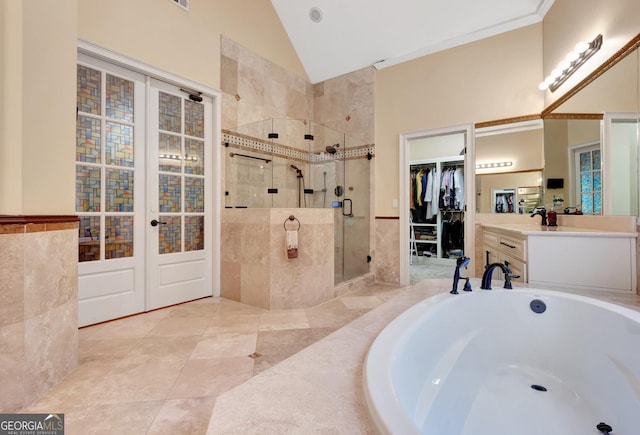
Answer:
[{"left": 483, "top": 223, "right": 638, "bottom": 238}]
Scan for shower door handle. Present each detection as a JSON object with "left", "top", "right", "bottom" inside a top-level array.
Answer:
[{"left": 342, "top": 198, "right": 353, "bottom": 217}]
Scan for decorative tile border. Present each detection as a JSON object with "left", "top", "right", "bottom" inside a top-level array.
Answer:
[
  {"left": 0, "top": 216, "right": 79, "bottom": 234},
  {"left": 222, "top": 130, "right": 375, "bottom": 163}
]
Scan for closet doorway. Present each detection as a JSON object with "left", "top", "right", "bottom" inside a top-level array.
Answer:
[{"left": 399, "top": 124, "right": 475, "bottom": 286}]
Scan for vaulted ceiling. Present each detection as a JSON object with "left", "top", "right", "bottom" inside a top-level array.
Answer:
[{"left": 271, "top": 0, "right": 555, "bottom": 83}]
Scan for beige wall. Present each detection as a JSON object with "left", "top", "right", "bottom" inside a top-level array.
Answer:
[
  {"left": 78, "top": 0, "right": 307, "bottom": 91},
  {"left": 0, "top": 0, "right": 77, "bottom": 215},
  {"left": 375, "top": 24, "right": 544, "bottom": 217}
]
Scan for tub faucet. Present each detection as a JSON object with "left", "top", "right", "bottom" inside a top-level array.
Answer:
[
  {"left": 450, "top": 256, "right": 472, "bottom": 294},
  {"left": 530, "top": 208, "right": 547, "bottom": 226},
  {"left": 480, "top": 261, "right": 518, "bottom": 290}
]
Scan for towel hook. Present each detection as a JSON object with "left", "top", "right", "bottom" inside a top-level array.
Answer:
[{"left": 284, "top": 215, "right": 301, "bottom": 231}]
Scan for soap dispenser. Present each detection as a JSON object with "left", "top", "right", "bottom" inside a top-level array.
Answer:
[{"left": 547, "top": 209, "right": 557, "bottom": 226}]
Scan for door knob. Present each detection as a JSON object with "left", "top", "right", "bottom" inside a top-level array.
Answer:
[{"left": 150, "top": 219, "right": 167, "bottom": 227}]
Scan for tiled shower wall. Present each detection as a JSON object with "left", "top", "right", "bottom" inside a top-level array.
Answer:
[
  {"left": 220, "top": 36, "right": 375, "bottom": 147},
  {"left": 220, "top": 36, "right": 377, "bottom": 283},
  {"left": 220, "top": 36, "right": 313, "bottom": 131},
  {"left": 0, "top": 220, "right": 79, "bottom": 411}
]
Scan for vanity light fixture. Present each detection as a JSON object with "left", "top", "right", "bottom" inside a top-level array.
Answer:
[
  {"left": 538, "top": 34, "right": 603, "bottom": 92},
  {"left": 159, "top": 153, "right": 198, "bottom": 162},
  {"left": 475, "top": 161, "right": 513, "bottom": 170}
]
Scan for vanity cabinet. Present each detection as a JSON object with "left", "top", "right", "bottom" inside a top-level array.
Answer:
[
  {"left": 482, "top": 224, "right": 637, "bottom": 293},
  {"left": 482, "top": 229, "right": 527, "bottom": 283}
]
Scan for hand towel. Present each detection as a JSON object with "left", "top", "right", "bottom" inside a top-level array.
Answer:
[{"left": 286, "top": 230, "right": 298, "bottom": 259}]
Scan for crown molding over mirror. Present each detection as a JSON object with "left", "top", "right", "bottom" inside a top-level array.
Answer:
[
  {"left": 542, "top": 113, "right": 603, "bottom": 120},
  {"left": 475, "top": 114, "right": 541, "bottom": 130}
]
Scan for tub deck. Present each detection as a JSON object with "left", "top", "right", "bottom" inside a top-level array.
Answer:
[{"left": 206, "top": 279, "right": 640, "bottom": 434}]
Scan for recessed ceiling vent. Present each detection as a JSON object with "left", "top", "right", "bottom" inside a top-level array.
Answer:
[
  {"left": 309, "top": 7, "right": 322, "bottom": 23},
  {"left": 169, "top": 0, "right": 189, "bottom": 11}
]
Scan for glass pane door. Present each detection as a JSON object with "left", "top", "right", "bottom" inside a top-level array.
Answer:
[
  {"left": 148, "top": 80, "right": 212, "bottom": 310},
  {"left": 156, "top": 91, "right": 206, "bottom": 254},
  {"left": 76, "top": 56, "right": 146, "bottom": 327}
]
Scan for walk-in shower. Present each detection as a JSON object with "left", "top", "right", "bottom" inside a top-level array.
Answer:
[{"left": 224, "top": 118, "right": 373, "bottom": 284}]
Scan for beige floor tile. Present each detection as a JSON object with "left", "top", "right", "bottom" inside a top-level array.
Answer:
[
  {"left": 78, "top": 337, "right": 140, "bottom": 364},
  {"left": 95, "top": 358, "right": 185, "bottom": 404},
  {"left": 258, "top": 309, "right": 310, "bottom": 331},
  {"left": 190, "top": 332, "right": 257, "bottom": 359},
  {"left": 146, "top": 316, "right": 211, "bottom": 337},
  {"left": 123, "top": 335, "right": 200, "bottom": 363},
  {"left": 305, "top": 305, "right": 365, "bottom": 329},
  {"left": 166, "top": 301, "right": 220, "bottom": 318},
  {"left": 87, "top": 309, "right": 170, "bottom": 339},
  {"left": 339, "top": 295, "right": 384, "bottom": 310},
  {"left": 168, "top": 357, "right": 255, "bottom": 399},
  {"left": 147, "top": 396, "right": 218, "bottom": 435},
  {"left": 27, "top": 360, "right": 115, "bottom": 412},
  {"left": 254, "top": 327, "right": 334, "bottom": 375},
  {"left": 63, "top": 401, "right": 163, "bottom": 435},
  {"left": 216, "top": 298, "right": 266, "bottom": 315},
  {"left": 203, "top": 313, "right": 261, "bottom": 335}
]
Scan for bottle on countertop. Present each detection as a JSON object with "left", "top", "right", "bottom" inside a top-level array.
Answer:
[{"left": 547, "top": 209, "right": 557, "bottom": 226}]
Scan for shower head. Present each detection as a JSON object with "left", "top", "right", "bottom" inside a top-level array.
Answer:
[
  {"left": 325, "top": 144, "right": 340, "bottom": 154},
  {"left": 290, "top": 164, "right": 303, "bottom": 177}
]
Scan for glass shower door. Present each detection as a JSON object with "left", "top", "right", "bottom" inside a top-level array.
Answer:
[{"left": 340, "top": 142, "right": 371, "bottom": 283}]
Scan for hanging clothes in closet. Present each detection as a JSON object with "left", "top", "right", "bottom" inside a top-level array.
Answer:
[
  {"left": 441, "top": 212, "right": 464, "bottom": 258},
  {"left": 410, "top": 165, "right": 438, "bottom": 223},
  {"left": 439, "top": 165, "right": 464, "bottom": 211},
  {"left": 494, "top": 192, "right": 514, "bottom": 213}
]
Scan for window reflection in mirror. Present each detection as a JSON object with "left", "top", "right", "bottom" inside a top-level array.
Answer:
[{"left": 543, "top": 118, "right": 601, "bottom": 214}]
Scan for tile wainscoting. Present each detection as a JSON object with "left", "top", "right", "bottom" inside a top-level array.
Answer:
[{"left": 0, "top": 216, "right": 79, "bottom": 411}]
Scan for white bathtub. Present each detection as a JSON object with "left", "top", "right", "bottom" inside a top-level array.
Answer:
[{"left": 363, "top": 288, "right": 640, "bottom": 435}]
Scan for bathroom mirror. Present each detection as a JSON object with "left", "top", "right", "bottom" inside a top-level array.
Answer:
[
  {"left": 543, "top": 40, "right": 640, "bottom": 215},
  {"left": 474, "top": 34, "right": 640, "bottom": 216},
  {"left": 475, "top": 121, "right": 544, "bottom": 213}
]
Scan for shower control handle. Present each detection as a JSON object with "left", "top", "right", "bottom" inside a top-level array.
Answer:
[
  {"left": 342, "top": 198, "right": 353, "bottom": 217},
  {"left": 150, "top": 219, "right": 167, "bottom": 227}
]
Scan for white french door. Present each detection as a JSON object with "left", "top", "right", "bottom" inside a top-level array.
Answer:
[
  {"left": 76, "top": 55, "right": 213, "bottom": 326},
  {"left": 146, "top": 79, "right": 212, "bottom": 310}
]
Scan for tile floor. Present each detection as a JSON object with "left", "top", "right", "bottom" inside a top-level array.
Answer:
[
  {"left": 27, "top": 282, "right": 407, "bottom": 434},
  {"left": 206, "top": 280, "right": 640, "bottom": 434},
  {"left": 410, "top": 256, "right": 458, "bottom": 283},
  {"left": 26, "top": 277, "right": 640, "bottom": 435}
]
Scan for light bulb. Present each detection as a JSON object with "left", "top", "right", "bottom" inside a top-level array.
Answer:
[
  {"left": 565, "top": 51, "right": 580, "bottom": 62},
  {"left": 574, "top": 41, "right": 590, "bottom": 54}
]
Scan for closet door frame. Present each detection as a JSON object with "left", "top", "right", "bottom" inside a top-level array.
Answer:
[{"left": 399, "top": 124, "right": 475, "bottom": 286}]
